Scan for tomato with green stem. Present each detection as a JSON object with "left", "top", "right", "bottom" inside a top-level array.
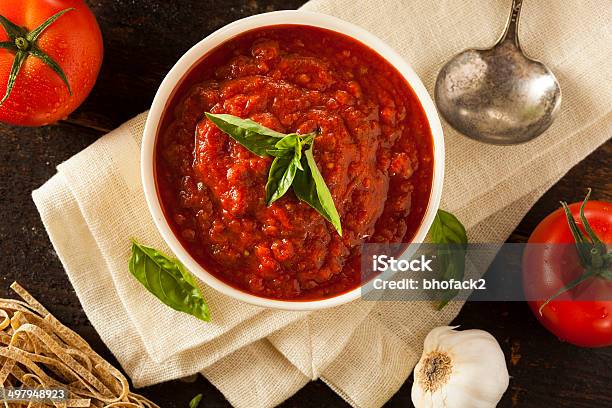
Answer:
[
  {"left": 0, "top": 0, "right": 103, "bottom": 126},
  {"left": 523, "top": 190, "right": 612, "bottom": 347}
]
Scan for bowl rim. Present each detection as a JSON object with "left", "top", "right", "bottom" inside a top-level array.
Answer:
[{"left": 141, "top": 10, "right": 445, "bottom": 311}]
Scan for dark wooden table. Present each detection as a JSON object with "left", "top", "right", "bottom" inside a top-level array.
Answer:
[{"left": 1, "top": 1, "right": 610, "bottom": 407}]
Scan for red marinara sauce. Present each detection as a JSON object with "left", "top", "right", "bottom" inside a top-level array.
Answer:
[{"left": 156, "top": 25, "right": 434, "bottom": 301}]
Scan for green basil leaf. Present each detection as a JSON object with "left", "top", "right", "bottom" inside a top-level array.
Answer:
[
  {"left": 205, "top": 112, "right": 284, "bottom": 157},
  {"left": 274, "top": 133, "right": 300, "bottom": 150},
  {"left": 266, "top": 133, "right": 313, "bottom": 160},
  {"left": 435, "top": 244, "right": 467, "bottom": 310},
  {"left": 266, "top": 133, "right": 301, "bottom": 160},
  {"left": 293, "top": 144, "right": 342, "bottom": 236},
  {"left": 128, "top": 240, "right": 210, "bottom": 322},
  {"left": 300, "top": 133, "right": 315, "bottom": 146},
  {"left": 429, "top": 209, "right": 467, "bottom": 245},
  {"left": 293, "top": 137, "right": 304, "bottom": 171},
  {"left": 427, "top": 210, "right": 468, "bottom": 310},
  {"left": 266, "top": 148, "right": 292, "bottom": 157},
  {"left": 266, "top": 155, "right": 298, "bottom": 206},
  {"left": 189, "top": 394, "right": 203, "bottom": 408}
]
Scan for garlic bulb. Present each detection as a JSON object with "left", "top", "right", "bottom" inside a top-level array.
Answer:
[{"left": 411, "top": 326, "right": 509, "bottom": 408}]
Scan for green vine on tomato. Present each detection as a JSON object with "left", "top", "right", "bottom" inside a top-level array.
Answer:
[
  {"left": 0, "top": 8, "right": 73, "bottom": 105},
  {"left": 538, "top": 189, "right": 611, "bottom": 314},
  {"left": 0, "top": 1, "right": 103, "bottom": 127}
]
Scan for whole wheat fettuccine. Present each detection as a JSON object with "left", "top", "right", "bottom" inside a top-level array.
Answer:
[{"left": 1, "top": 283, "right": 159, "bottom": 408}]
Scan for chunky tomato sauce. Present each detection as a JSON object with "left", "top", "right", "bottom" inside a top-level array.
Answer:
[{"left": 156, "top": 25, "right": 434, "bottom": 300}]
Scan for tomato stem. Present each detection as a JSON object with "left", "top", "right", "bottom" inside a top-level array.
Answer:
[
  {"left": 539, "top": 190, "right": 610, "bottom": 314},
  {"left": 591, "top": 248, "right": 604, "bottom": 269},
  {"left": 14, "top": 37, "right": 29, "bottom": 51},
  {"left": 538, "top": 268, "right": 599, "bottom": 315},
  {"left": 0, "top": 8, "right": 74, "bottom": 106}
]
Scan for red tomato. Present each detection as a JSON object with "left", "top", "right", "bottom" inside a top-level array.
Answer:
[
  {"left": 523, "top": 199, "right": 612, "bottom": 347},
  {"left": 0, "top": 0, "right": 103, "bottom": 126}
]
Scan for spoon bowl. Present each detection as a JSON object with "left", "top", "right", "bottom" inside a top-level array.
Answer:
[{"left": 435, "top": 0, "right": 561, "bottom": 145}]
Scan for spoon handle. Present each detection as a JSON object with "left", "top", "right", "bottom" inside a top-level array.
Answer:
[{"left": 497, "top": 0, "right": 524, "bottom": 49}]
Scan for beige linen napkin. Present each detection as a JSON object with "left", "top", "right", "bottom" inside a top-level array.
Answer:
[{"left": 32, "top": 0, "right": 610, "bottom": 407}]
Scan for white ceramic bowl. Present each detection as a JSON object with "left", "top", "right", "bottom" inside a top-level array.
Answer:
[{"left": 142, "top": 10, "right": 445, "bottom": 311}]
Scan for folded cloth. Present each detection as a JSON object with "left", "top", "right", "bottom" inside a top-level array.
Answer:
[{"left": 32, "top": 0, "right": 611, "bottom": 407}]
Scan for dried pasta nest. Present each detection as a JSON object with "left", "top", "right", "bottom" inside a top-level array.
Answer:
[{"left": 0, "top": 282, "right": 159, "bottom": 408}]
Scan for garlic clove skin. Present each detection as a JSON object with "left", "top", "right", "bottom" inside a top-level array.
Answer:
[{"left": 412, "top": 326, "right": 509, "bottom": 408}]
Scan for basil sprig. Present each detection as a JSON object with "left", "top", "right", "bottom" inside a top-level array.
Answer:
[
  {"left": 128, "top": 240, "right": 210, "bottom": 321},
  {"left": 205, "top": 113, "right": 285, "bottom": 156},
  {"left": 205, "top": 113, "right": 342, "bottom": 236},
  {"left": 427, "top": 209, "right": 468, "bottom": 310},
  {"left": 293, "top": 144, "right": 342, "bottom": 235}
]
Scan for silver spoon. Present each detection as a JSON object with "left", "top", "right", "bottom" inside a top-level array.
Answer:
[{"left": 434, "top": 0, "right": 561, "bottom": 145}]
